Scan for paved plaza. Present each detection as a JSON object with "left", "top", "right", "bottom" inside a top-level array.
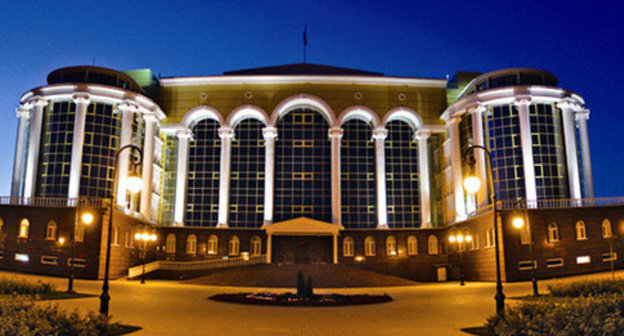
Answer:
[{"left": 2, "top": 270, "right": 620, "bottom": 335}]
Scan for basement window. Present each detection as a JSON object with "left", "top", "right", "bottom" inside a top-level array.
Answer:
[
  {"left": 546, "top": 258, "right": 564, "bottom": 268},
  {"left": 40, "top": 256, "right": 58, "bottom": 266},
  {"left": 576, "top": 256, "right": 591, "bottom": 265},
  {"left": 67, "top": 258, "right": 86, "bottom": 268},
  {"left": 602, "top": 253, "right": 617, "bottom": 262},
  {"left": 517, "top": 260, "right": 537, "bottom": 271}
]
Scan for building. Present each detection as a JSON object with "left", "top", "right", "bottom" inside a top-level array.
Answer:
[{"left": 0, "top": 64, "right": 622, "bottom": 282}]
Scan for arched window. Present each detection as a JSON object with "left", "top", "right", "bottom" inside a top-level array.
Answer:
[
  {"left": 207, "top": 234, "right": 218, "bottom": 255},
  {"left": 407, "top": 235, "right": 418, "bottom": 255},
  {"left": 547, "top": 222, "right": 560, "bottom": 242},
  {"left": 428, "top": 235, "right": 439, "bottom": 255},
  {"left": 343, "top": 237, "right": 354, "bottom": 257},
  {"left": 165, "top": 233, "right": 176, "bottom": 253},
  {"left": 0, "top": 217, "right": 4, "bottom": 231},
  {"left": 229, "top": 235, "right": 240, "bottom": 256},
  {"left": 45, "top": 221, "right": 58, "bottom": 240},
  {"left": 575, "top": 220, "right": 587, "bottom": 241},
  {"left": 364, "top": 236, "right": 376, "bottom": 256},
  {"left": 18, "top": 218, "right": 30, "bottom": 239},
  {"left": 386, "top": 236, "right": 397, "bottom": 256},
  {"left": 250, "top": 236, "right": 262, "bottom": 256},
  {"left": 186, "top": 234, "right": 197, "bottom": 255},
  {"left": 602, "top": 219, "right": 613, "bottom": 238}
]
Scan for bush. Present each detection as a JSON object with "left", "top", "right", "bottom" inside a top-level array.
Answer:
[
  {"left": 0, "top": 295, "right": 124, "bottom": 335},
  {"left": 486, "top": 295, "right": 624, "bottom": 335},
  {"left": 0, "top": 277, "right": 55, "bottom": 295},
  {"left": 548, "top": 279, "right": 624, "bottom": 297}
]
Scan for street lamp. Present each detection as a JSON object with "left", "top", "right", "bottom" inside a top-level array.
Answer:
[
  {"left": 135, "top": 230, "right": 157, "bottom": 284},
  {"left": 448, "top": 233, "right": 472, "bottom": 286},
  {"left": 67, "top": 202, "right": 94, "bottom": 293},
  {"left": 463, "top": 145, "right": 505, "bottom": 316},
  {"left": 511, "top": 200, "right": 539, "bottom": 296},
  {"left": 100, "top": 144, "right": 143, "bottom": 316}
]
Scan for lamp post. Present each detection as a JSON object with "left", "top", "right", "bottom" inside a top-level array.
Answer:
[
  {"left": 100, "top": 144, "right": 143, "bottom": 316},
  {"left": 67, "top": 202, "right": 94, "bottom": 293},
  {"left": 463, "top": 144, "right": 505, "bottom": 316},
  {"left": 448, "top": 233, "right": 472, "bottom": 286},
  {"left": 512, "top": 199, "right": 539, "bottom": 296},
  {"left": 135, "top": 231, "right": 157, "bottom": 284}
]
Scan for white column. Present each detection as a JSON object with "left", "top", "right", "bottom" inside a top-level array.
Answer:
[
  {"left": 115, "top": 102, "right": 137, "bottom": 207},
  {"left": 333, "top": 234, "right": 338, "bottom": 264},
  {"left": 266, "top": 233, "right": 272, "bottom": 263},
  {"left": 67, "top": 94, "right": 91, "bottom": 200},
  {"left": 217, "top": 127, "right": 234, "bottom": 228},
  {"left": 329, "top": 127, "right": 343, "bottom": 226},
  {"left": 23, "top": 98, "right": 47, "bottom": 198},
  {"left": 140, "top": 114, "right": 158, "bottom": 218},
  {"left": 11, "top": 107, "right": 30, "bottom": 197},
  {"left": 173, "top": 129, "right": 192, "bottom": 226},
  {"left": 416, "top": 130, "right": 431, "bottom": 228},
  {"left": 372, "top": 128, "right": 388, "bottom": 229},
  {"left": 576, "top": 109, "right": 594, "bottom": 198},
  {"left": 448, "top": 118, "right": 466, "bottom": 221},
  {"left": 470, "top": 104, "right": 488, "bottom": 208},
  {"left": 515, "top": 97, "right": 538, "bottom": 203},
  {"left": 557, "top": 99, "right": 582, "bottom": 200},
  {"left": 262, "top": 127, "right": 277, "bottom": 225}
]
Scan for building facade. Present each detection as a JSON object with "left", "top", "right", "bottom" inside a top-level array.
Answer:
[{"left": 1, "top": 64, "right": 621, "bottom": 281}]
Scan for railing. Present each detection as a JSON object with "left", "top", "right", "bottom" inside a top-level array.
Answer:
[
  {"left": 0, "top": 196, "right": 107, "bottom": 208},
  {"left": 127, "top": 255, "right": 267, "bottom": 278},
  {"left": 498, "top": 197, "right": 624, "bottom": 210}
]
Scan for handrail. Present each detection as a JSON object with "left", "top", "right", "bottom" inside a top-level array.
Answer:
[
  {"left": 127, "top": 255, "right": 267, "bottom": 278},
  {"left": 498, "top": 197, "right": 624, "bottom": 210},
  {"left": 0, "top": 196, "right": 106, "bottom": 208}
]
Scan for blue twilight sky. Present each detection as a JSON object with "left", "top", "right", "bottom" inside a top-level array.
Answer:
[{"left": 0, "top": 0, "right": 622, "bottom": 197}]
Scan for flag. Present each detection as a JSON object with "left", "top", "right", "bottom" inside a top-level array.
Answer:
[{"left": 303, "top": 25, "right": 307, "bottom": 46}]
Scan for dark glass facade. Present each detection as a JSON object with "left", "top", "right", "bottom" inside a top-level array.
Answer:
[
  {"left": 159, "top": 133, "right": 177, "bottom": 225},
  {"left": 38, "top": 102, "right": 75, "bottom": 197}
]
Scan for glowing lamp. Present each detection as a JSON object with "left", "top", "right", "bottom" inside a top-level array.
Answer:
[
  {"left": 448, "top": 235, "right": 456, "bottom": 243},
  {"left": 463, "top": 176, "right": 481, "bottom": 194},
  {"left": 457, "top": 234, "right": 464, "bottom": 243},
  {"left": 135, "top": 233, "right": 141, "bottom": 240},
  {"left": 58, "top": 237, "right": 66, "bottom": 245},
  {"left": 81, "top": 212, "right": 94, "bottom": 225},
  {"left": 465, "top": 235, "right": 473, "bottom": 243},
  {"left": 124, "top": 175, "right": 144, "bottom": 194},
  {"left": 512, "top": 217, "right": 524, "bottom": 229}
]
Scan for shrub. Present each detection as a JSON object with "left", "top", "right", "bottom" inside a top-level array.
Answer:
[
  {"left": 487, "top": 295, "right": 624, "bottom": 335},
  {"left": 0, "top": 277, "right": 55, "bottom": 295},
  {"left": 548, "top": 279, "right": 624, "bottom": 297}
]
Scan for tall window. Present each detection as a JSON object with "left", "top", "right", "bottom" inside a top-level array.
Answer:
[
  {"left": 364, "top": 236, "right": 376, "bottom": 256},
  {"left": 385, "top": 120, "right": 421, "bottom": 228},
  {"left": 229, "top": 119, "right": 265, "bottom": 228},
  {"left": 38, "top": 102, "right": 74, "bottom": 197},
  {"left": 165, "top": 233, "right": 176, "bottom": 253},
  {"left": 207, "top": 234, "right": 218, "bottom": 255},
  {"left": 343, "top": 236, "right": 354, "bottom": 257},
  {"left": 428, "top": 235, "right": 439, "bottom": 255},
  {"left": 250, "top": 236, "right": 262, "bottom": 256},
  {"left": 575, "top": 220, "right": 587, "bottom": 240},
  {"left": 602, "top": 219, "right": 613, "bottom": 238},
  {"left": 45, "top": 221, "right": 58, "bottom": 240},
  {"left": 407, "top": 235, "right": 418, "bottom": 255},
  {"left": 186, "top": 234, "right": 197, "bottom": 255},
  {"left": 340, "top": 119, "right": 376, "bottom": 228},
  {"left": 548, "top": 222, "right": 560, "bottom": 242},
  {"left": 186, "top": 119, "right": 221, "bottom": 226},
  {"left": 386, "top": 236, "right": 397, "bottom": 256},
  {"left": 228, "top": 235, "right": 240, "bottom": 256},
  {"left": 18, "top": 219, "right": 30, "bottom": 239},
  {"left": 275, "top": 109, "right": 331, "bottom": 222}
]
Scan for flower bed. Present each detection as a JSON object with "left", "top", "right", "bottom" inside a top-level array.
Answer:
[
  {"left": 210, "top": 292, "right": 392, "bottom": 306},
  {"left": 0, "top": 277, "right": 55, "bottom": 295}
]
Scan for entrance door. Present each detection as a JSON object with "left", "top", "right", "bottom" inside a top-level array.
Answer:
[{"left": 273, "top": 236, "right": 332, "bottom": 264}]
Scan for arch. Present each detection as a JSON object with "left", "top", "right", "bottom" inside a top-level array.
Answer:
[
  {"left": 382, "top": 107, "right": 424, "bottom": 130},
  {"left": 407, "top": 235, "right": 418, "bottom": 255},
  {"left": 166, "top": 233, "right": 176, "bottom": 253},
  {"left": 386, "top": 235, "right": 397, "bottom": 256},
  {"left": 18, "top": 218, "right": 30, "bottom": 239},
  {"left": 226, "top": 105, "right": 269, "bottom": 128},
  {"left": 575, "top": 220, "right": 587, "bottom": 240},
  {"left": 602, "top": 219, "right": 613, "bottom": 238},
  {"left": 337, "top": 105, "right": 380, "bottom": 128},
  {"left": 250, "top": 235, "right": 262, "bottom": 256},
  {"left": 228, "top": 235, "right": 240, "bottom": 256},
  {"left": 343, "top": 236, "right": 354, "bottom": 257},
  {"left": 186, "top": 234, "right": 197, "bottom": 255},
  {"left": 428, "top": 235, "right": 439, "bottom": 255},
  {"left": 548, "top": 222, "right": 560, "bottom": 242},
  {"left": 364, "top": 236, "right": 376, "bottom": 256},
  {"left": 207, "top": 234, "right": 219, "bottom": 255},
  {"left": 270, "top": 93, "right": 336, "bottom": 126},
  {"left": 45, "top": 220, "right": 58, "bottom": 240},
  {"left": 181, "top": 105, "right": 225, "bottom": 129}
]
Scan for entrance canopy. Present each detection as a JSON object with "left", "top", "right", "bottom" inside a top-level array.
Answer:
[{"left": 262, "top": 217, "right": 344, "bottom": 236}]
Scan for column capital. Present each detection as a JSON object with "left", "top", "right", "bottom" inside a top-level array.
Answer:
[
  {"left": 467, "top": 103, "right": 487, "bottom": 114},
  {"left": 556, "top": 98, "right": 582, "bottom": 111},
  {"left": 218, "top": 127, "right": 234, "bottom": 139},
  {"left": 514, "top": 95, "right": 532, "bottom": 106},
  {"left": 143, "top": 112, "right": 159, "bottom": 123},
  {"left": 30, "top": 96, "right": 49, "bottom": 108},
  {"left": 575, "top": 108, "right": 590, "bottom": 120},
  {"left": 372, "top": 128, "right": 388, "bottom": 140},
  {"left": 447, "top": 116, "right": 461, "bottom": 126},
  {"left": 16, "top": 106, "right": 31, "bottom": 118},
  {"left": 176, "top": 129, "right": 193, "bottom": 139},
  {"left": 117, "top": 101, "right": 139, "bottom": 113},
  {"left": 328, "top": 127, "right": 343, "bottom": 139},
  {"left": 414, "top": 130, "right": 431, "bottom": 141},
  {"left": 72, "top": 93, "right": 90, "bottom": 105},
  {"left": 262, "top": 126, "right": 278, "bottom": 140}
]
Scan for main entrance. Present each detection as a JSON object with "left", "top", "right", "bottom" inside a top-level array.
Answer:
[{"left": 262, "top": 217, "right": 344, "bottom": 264}]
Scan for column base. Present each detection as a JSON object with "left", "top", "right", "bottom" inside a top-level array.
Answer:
[{"left": 216, "top": 222, "right": 229, "bottom": 228}]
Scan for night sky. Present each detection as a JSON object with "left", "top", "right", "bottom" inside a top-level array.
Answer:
[{"left": 0, "top": 0, "right": 622, "bottom": 197}]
